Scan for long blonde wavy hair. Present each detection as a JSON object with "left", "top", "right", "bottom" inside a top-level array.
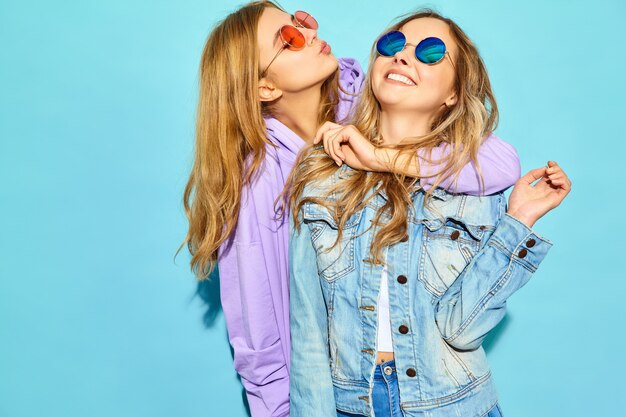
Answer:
[
  {"left": 181, "top": 1, "right": 340, "bottom": 279},
  {"left": 288, "top": 9, "right": 499, "bottom": 264}
]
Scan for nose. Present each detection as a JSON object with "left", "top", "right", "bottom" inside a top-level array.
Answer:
[
  {"left": 393, "top": 48, "right": 410, "bottom": 65},
  {"left": 301, "top": 26, "right": 318, "bottom": 46}
]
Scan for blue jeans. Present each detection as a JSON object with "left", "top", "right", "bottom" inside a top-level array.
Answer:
[{"left": 336, "top": 360, "right": 504, "bottom": 417}]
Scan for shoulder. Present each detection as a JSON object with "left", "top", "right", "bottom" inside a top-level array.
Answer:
[
  {"left": 244, "top": 144, "right": 281, "bottom": 188},
  {"left": 300, "top": 164, "right": 358, "bottom": 201},
  {"left": 236, "top": 145, "right": 286, "bottom": 229},
  {"left": 337, "top": 57, "right": 365, "bottom": 95},
  {"left": 483, "top": 132, "right": 519, "bottom": 159}
]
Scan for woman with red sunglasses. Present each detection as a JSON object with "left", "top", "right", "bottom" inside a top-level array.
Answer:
[{"left": 182, "top": 2, "right": 521, "bottom": 416}]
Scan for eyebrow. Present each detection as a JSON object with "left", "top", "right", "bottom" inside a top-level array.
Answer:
[
  {"left": 272, "top": 15, "right": 296, "bottom": 47},
  {"left": 272, "top": 29, "right": 281, "bottom": 47}
]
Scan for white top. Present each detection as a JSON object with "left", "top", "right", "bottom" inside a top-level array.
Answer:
[{"left": 377, "top": 261, "right": 394, "bottom": 352}]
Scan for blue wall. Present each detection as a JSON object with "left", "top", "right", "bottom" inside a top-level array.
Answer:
[{"left": 1, "top": 0, "right": 624, "bottom": 416}]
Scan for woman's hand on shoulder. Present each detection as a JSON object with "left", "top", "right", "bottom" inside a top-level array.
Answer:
[
  {"left": 507, "top": 160, "right": 571, "bottom": 228},
  {"left": 314, "top": 122, "right": 382, "bottom": 171}
]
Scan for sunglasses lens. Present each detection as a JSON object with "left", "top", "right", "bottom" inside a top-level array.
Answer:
[
  {"left": 294, "top": 11, "right": 318, "bottom": 29},
  {"left": 280, "top": 25, "right": 306, "bottom": 50},
  {"left": 376, "top": 31, "right": 406, "bottom": 56},
  {"left": 415, "top": 37, "right": 446, "bottom": 64}
]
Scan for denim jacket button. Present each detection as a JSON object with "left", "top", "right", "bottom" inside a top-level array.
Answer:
[
  {"left": 518, "top": 248, "right": 528, "bottom": 258},
  {"left": 406, "top": 368, "right": 417, "bottom": 377},
  {"left": 526, "top": 238, "right": 536, "bottom": 248},
  {"left": 400, "top": 234, "right": 409, "bottom": 242},
  {"left": 450, "top": 230, "right": 460, "bottom": 240},
  {"left": 397, "top": 275, "right": 408, "bottom": 284},
  {"left": 399, "top": 325, "right": 409, "bottom": 334}
]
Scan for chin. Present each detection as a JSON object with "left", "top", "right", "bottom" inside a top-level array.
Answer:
[
  {"left": 323, "top": 55, "right": 339, "bottom": 71},
  {"left": 374, "top": 89, "right": 406, "bottom": 107},
  {"left": 319, "top": 57, "right": 339, "bottom": 81}
]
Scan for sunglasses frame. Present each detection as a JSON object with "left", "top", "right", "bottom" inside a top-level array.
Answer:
[
  {"left": 376, "top": 31, "right": 456, "bottom": 71},
  {"left": 260, "top": 11, "right": 318, "bottom": 77}
]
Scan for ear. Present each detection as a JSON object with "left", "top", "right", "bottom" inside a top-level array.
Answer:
[
  {"left": 444, "top": 92, "right": 458, "bottom": 107},
  {"left": 258, "top": 78, "right": 283, "bottom": 102}
]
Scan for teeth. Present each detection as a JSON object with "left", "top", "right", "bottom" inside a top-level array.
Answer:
[{"left": 387, "top": 73, "right": 415, "bottom": 86}]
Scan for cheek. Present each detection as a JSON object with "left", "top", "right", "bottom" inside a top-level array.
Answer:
[
  {"left": 371, "top": 58, "right": 388, "bottom": 80},
  {"left": 274, "top": 52, "right": 337, "bottom": 91},
  {"left": 417, "top": 66, "right": 455, "bottom": 96},
  {"left": 370, "top": 58, "right": 388, "bottom": 97},
  {"left": 371, "top": 57, "right": 385, "bottom": 75}
]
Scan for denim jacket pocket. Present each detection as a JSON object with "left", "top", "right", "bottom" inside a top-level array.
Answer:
[
  {"left": 418, "top": 217, "right": 487, "bottom": 297},
  {"left": 302, "top": 202, "right": 362, "bottom": 282}
]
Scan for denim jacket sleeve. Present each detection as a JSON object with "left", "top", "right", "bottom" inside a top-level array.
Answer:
[
  {"left": 289, "top": 211, "right": 337, "bottom": 417},
  {"left": 420, "top": 133, "right": 521, "bottom": 195},
  {"left": 435, "top": 213, "right": 553, "bottom": 350}
]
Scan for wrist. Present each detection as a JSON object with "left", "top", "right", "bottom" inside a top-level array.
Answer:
[
  {"left": 371, "top": 148, "right": 389, "bottom": 172},
  {"left": 505, "top": 210, "right": 536, "bottom": 228}
]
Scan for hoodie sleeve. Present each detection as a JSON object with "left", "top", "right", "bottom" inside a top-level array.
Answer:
[
  {"left": 336, "top": 57, "right": 365, "bottom": 123},
  {"left": 419, "top": 133, "right": 522, "bottom": 195},
  {"left": 217, "top": 156, "right": 290, "bottom": 417}
]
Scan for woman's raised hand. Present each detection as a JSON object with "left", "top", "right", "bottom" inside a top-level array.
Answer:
[
  {"left": 313, "top": 122, "right": 382, "bottom": 171},
  {"left": 507, "top": 161, "right": 571, "bottom": 228}
]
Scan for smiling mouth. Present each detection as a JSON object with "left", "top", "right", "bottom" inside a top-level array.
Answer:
[{"left": 386, "top": 72, "right": 416, "bottom": 86}]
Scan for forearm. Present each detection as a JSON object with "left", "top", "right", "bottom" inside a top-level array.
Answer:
[
  {"left": 423, "top": 135, "right": 520, "bottom": 194},
  {"left": 371, "top": 134, "right": 520, "bottom": 195},
  {"left": 368, "top": 146, "right": 417, "bottom": 175}
]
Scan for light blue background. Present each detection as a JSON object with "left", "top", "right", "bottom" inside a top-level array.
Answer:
[{"left": 1, "top": 0, "right": 624, "bottom": 416}]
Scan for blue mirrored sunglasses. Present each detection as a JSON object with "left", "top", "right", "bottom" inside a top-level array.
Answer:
[{"left": 376, "top": 31, "right": 453, "bottom": 67}]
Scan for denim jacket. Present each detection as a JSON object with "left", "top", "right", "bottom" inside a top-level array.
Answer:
[{"left": 289, "top": 165, "right": 552, "bottom": 417}]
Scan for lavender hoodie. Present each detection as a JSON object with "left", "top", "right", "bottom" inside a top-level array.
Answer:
[{"left": 216, "top": 58, "right": 520, "bottom": 417}]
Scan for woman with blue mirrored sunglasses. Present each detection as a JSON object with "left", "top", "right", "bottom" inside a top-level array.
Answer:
[{"left": 289, "top": 9, "right": 571, "bottom": 417}]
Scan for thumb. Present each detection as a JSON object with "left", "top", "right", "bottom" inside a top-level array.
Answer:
[{"left": 520, "top": 166, "right": 548, "bottom": 185}]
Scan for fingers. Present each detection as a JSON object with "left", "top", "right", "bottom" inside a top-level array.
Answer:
[
  {"left": 328, "top": 129, "right": 345, "bottom": 166},
  {"left": 317, "top": 124, "right": 372, "bottom": 168},
  {"left": 545, "top": 160, "right": 572, "bottom": 191},
  {"left": 331, "top": 131, "right": 346, "bottom": 162},
  {"left": 316, "top": 121, "right": 347, "bottom": 166},
  {"left": 314, "top": 121, "right": 341, "bottom": 145},
  {"left": 321, "top": 126, "right": 345, "bottom": 166},
  {"left": 546, "top": 160, "right": 562, "bottom": 176},
  {"left": 548, "top": 175, "right": 567, "bottom": 187}
]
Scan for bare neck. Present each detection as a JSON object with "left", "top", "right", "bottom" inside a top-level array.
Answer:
[
  {"left": 272, "top": 86, "right": 322, "bottom": 144},
  {"left": 379, "top": 110, "right": 432, "bottom": 145}
]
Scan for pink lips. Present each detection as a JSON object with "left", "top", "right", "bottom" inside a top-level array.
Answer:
[{"left": 320, "top": 41, "right": 331, "bottom": 55}]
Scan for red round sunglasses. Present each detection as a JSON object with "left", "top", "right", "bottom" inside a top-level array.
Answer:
[{"left": 260, "top": 11, "right": 318, "bottom": 77}]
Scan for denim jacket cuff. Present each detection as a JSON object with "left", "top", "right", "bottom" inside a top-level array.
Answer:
[{"left": 488, "top": 213, "right": 553, "bottom": 273}]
